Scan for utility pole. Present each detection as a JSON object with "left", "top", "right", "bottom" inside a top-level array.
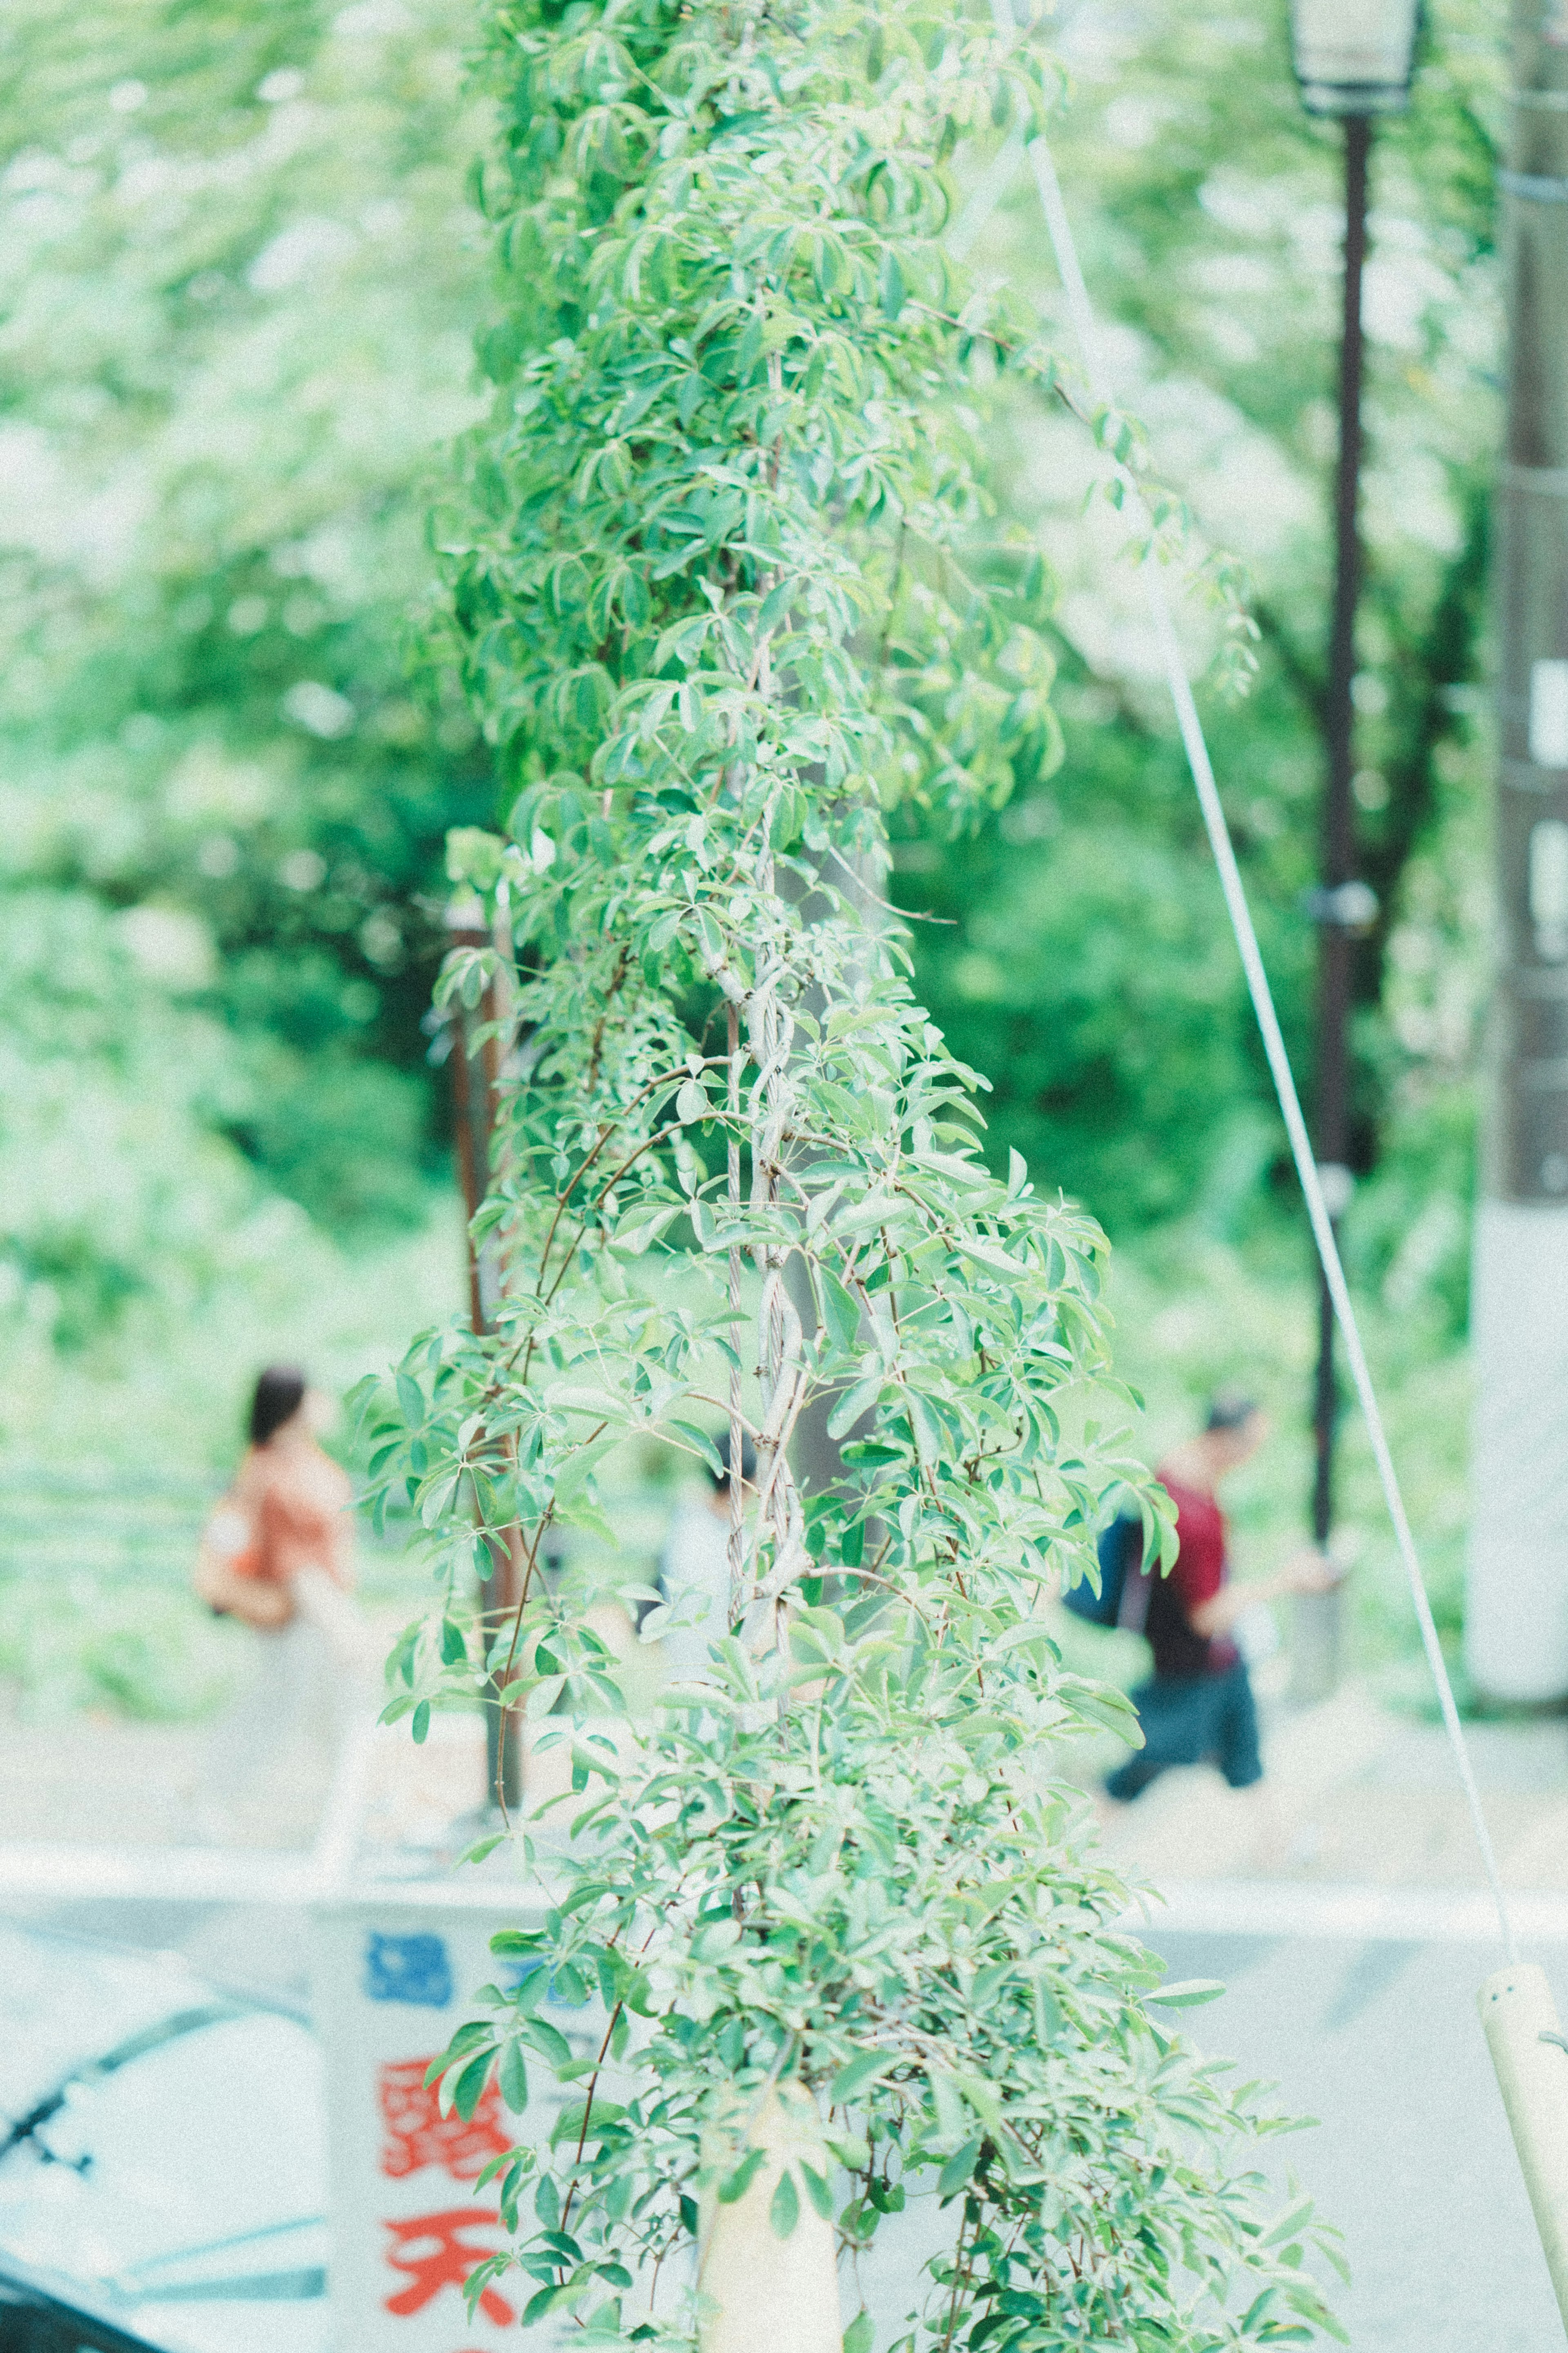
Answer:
[
  {"left": 1468, "top": 0, "right": 1568, "bottom": 1703},
  {"left": 1293, "top": 111, "right": 1374, "bottom": 1703},
  {"left": 1285, "top": 0, "right": 1423, "bottom": 1693}
]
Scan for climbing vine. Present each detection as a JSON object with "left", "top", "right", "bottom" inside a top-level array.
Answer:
[{"left": 363, "top": 0, "right": 1344, "bottom": 2342}]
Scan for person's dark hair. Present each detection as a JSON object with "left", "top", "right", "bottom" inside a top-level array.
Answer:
[
  {"left": 710, "top": 1430, "right": 757, "bottom": 1491},
  {"left": 250, "top": 1365, "right": 307, "bottom": 1447},
  {"left": 1205, "top": 1390, "right": 1260, "bottom": 1435}
]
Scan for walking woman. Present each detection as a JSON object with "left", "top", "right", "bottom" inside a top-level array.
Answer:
[{"left": 192, "top": 1365, "right": 362, "bottom": 1842}]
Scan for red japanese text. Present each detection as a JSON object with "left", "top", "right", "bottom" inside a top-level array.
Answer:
[
  {"left": 377, "top": 2057, "right": 512, "bottom": 2182},
  {"left": 382, "top": 2208, "right": 516, "bottom": 2326}
]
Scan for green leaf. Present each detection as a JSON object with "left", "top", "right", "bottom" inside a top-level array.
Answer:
[
  {"left": 691, "top": 1915, "right": 741, "bottom": 1960},
  {"left": 769, "top": 2166, "right": 800, "bottom": 2239},
  {"left": 524, "top": 2014, "right": 574, "bottom": 2067},
  {"left": 410, "top": 1701, "right": 430, "bottom": 1745},
  {"left": 970, "top": 1962, "right": 1011, "bottom": 2011},
  {"left": 818, "top": 1267, "right": 861, "bottom": 1354},
  {"left": 498, "top": 2040, "right": 529, "bottom": 2114},
  {"left": 758, "top": 577, "right": 795, "bottom": 630},
  {"left": 843, "top": 2315, "right": 873, "bottom": 2353},
  {"left": 826, "top": 1376, "right": 884, "bottom": 1441},
  {"left": 458, "top": 1831, "right": 508, "bottom": 1867},
  {"left": 1262, "top": 2196, "right": 1318, "bottom": 2248},
  {"left": 930, "top": 2066, "right": 965, "bottom": 2143},
  {"left": 938, "top": 2137, "right": 982, "bottom": 2198},
  {"left": 613, "top": 1204, "right": 681, "bottom": 1256},
  {"left": 428, "top": 2020, "right": 489, "bottom": 2081},
  {"left": 906, "top": 1391, "right": 943, "bottom": 1465},
  {"left": 800, "top": 2161, "right": 833, "bottom": 2219},
  {"left": 831, "top": 2049, "right": 893, "bottom": 2103},
  {"left": 449, "top": 2050, "right": 494, "bottom": 2121},
  {"left": 669, "top": 1419, "right": 724, "bottom": 1475},
  {"left": 551, "top": 2096, "right": 627, "bottom": 2149},
  {"left": 1033, "top": 1980, "right": 1064, "bottom": 2044},
  {"left": 1149, "top": 1980, "right": 1227, "bottom": 2007},
  {"left": 718, "top": 2146, "right": 766, "bottom": 2204}
]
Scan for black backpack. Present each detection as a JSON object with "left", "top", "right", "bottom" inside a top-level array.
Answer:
[{"left": 1062, "top": 1511, "right": 1152, "bottom": 1633}]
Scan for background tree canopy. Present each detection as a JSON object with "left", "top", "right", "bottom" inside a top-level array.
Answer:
[
  {"left": 0, "top": 0, "right": 494, "bottom": 1341},
  {"left": 895, "top": 0, "right": 1501, "bottom": 1326},
  {"left": 0, "top": 0, "right": 1508, "bottom": 1701},
  {"left": 0, "top": 0, "right": 1502, "bottom": 1344}
]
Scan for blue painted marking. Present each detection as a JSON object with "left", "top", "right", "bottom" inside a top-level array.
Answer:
[{"left": 363, "top": 1930, "right": 452, "bottom": 2008}]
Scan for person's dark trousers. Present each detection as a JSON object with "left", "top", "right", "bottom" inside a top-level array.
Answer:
[{"left": 1105, "top": 1662, "right": 1262, "bottom": 1802}]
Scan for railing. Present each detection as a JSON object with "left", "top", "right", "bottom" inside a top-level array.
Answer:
[{"left": 0, "top": 1468, "right": 415, "bottom": 1593}]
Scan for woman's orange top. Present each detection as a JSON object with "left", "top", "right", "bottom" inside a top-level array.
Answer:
[{"left": 230, "top": 1437, "right": 354, "bottom": 1590}]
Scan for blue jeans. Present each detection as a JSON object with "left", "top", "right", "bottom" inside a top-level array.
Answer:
[{"left": 1105, "top": 1662, "right": 1262, "bottom": 1802}]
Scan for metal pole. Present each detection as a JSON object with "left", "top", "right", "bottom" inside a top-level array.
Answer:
[
  {"left": 1297, "top": 114, "right": 1371, "bottom": 1701},
  {"left": 1467, "top": 0, "right": 1568, "bottom": 1703},
  {"left": 446, "top": 975, "right": 488, "bottom": 1338},
  {"left": 444, "top": 914, "right": 523, "bottom": 1813}
]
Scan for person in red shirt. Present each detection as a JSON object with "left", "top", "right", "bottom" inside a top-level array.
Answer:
[{"left": 1105, "top": 1394, "right": 1338, "bottom": 1804}]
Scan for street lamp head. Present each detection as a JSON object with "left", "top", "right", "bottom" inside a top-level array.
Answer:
[{"left": 1288, "top": 0, "right": 1421, "bottom": 117}]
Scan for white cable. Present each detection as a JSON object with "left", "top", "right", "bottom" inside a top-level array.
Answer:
[
  {"left": 949, "top": 133, "right": 1024, "bottom": 262},
  {"left": 1019, "top": 127, "right": 1517, "bottom": 1963}
]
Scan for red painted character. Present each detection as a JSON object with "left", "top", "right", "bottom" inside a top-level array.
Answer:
[
  {"left": 382, "top": 2208, "right": 516, "bottom": 2325},
  {"left": 377, "top": 2058, "right": 512, "bottom": 2181}
]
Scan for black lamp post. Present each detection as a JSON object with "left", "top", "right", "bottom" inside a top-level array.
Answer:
[{"left": 1287, "top": 0, "right": 1419, "bottom": 1691}]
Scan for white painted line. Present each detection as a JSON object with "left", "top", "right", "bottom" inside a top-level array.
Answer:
[
  {"left": 0, "top": 1844, "right": 537, "bottom": 1912},
  {"left": 312, "top": 1873, "right": 541, "bottom": 1914},
  {"left": 0, "top": 1845, "right": 319, "bottom": 1905},
  {"left": 1123, "top": 1880, "right": 1568, "bottom": 1945},
  {"left": 9, "top": 1843, "right": 1566, "bottom": 1946}
]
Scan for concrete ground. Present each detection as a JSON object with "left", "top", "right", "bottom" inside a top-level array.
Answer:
[
  {"left": 1092, "top": 1668, "right": 1568, "bottom": 1892},
  {"left": 7, "top": 1628, "right": 1566, "bottom": 1882},
  {"left": 1143, "top": 1923, "right": 1565, "bottom": 2353},
  {"left": 1094, "top": 1674, "right": 1568, "bottom": 2349}
]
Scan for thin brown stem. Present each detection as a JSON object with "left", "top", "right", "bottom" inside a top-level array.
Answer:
[{"left": 727, "top": 999, "right": 746, "bottom": 1625}]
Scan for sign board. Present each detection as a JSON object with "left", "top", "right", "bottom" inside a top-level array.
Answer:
[{"left": 312, "top": 1885, "right": 605, "bottom": 2353}]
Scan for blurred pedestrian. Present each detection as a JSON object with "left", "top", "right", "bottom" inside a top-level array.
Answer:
[
  {"left": 1105, "top": 1394, "right": 1338, "bottom": 1804},
  {"left": 192, "top": 1365, "right": 366, "bottom": 1840},
  {"left": 655, "top": 1432, "right": 756, "bottom": 1679}
]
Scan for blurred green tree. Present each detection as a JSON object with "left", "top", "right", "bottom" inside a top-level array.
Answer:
[
  {"left": 0, "top": 0, "right": 490, "bottom": 1333},
  {"left": 896, "top": 0, "right": 1502, "bottom": 1322},
  {"left": 0, "top": 0, "right": 1506, "bottom": 1352}
]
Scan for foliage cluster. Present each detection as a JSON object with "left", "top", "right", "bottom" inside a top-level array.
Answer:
[
  {"left": 898, "top": 0, "right": 1503, "bottom": 1325},
  {"left": 0, "top": 0, "right": 1508, "bottom": 1369},
  {"left": 364, "top": 0, "right": 1345, "bottom": 2342},
  {"left": 0, "top": 0, "right": 492, "bottom": 1338}
]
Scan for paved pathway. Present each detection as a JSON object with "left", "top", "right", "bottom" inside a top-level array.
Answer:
[{"left": 1085, "top": 1672, "right": 1568, "bottom": 1892}]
